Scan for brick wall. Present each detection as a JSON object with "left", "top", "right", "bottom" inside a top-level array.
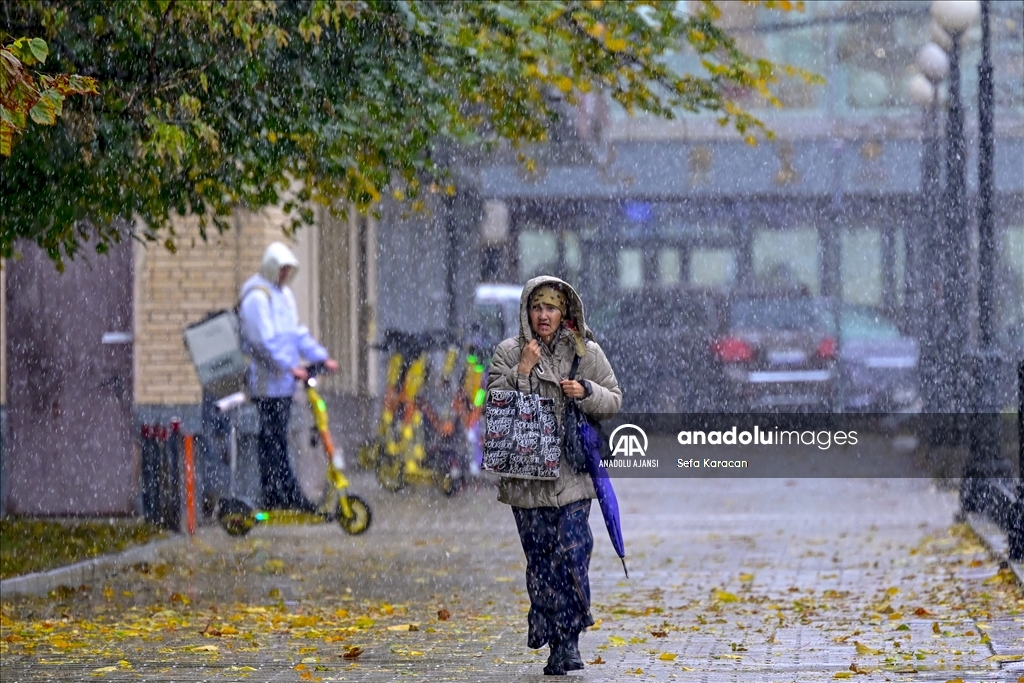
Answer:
[{"left": 134, "top": 210, "right": 301, "bottom": 405}]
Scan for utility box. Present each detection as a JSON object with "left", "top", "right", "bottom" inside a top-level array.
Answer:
[{"left": 183, "top": 311, "right": 248, "bottom": 400}]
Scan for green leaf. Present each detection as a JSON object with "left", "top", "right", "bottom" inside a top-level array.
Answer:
[
  {"left": 28, "top": 38, "right": 49, "bottom": 64},
  {"left": 29, "top": 90, "right": 63, "bottom": 125}
]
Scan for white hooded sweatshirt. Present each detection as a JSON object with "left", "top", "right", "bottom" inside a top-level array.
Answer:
[{"left": 239, "top": 242, "right": 328, "bottom": 398}]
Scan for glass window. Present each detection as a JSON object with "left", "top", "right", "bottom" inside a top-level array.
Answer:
[
  {"left": 753, "top": 228, "right": 820, "bottom": 294},
  {"left": 841, "top": 228, "right": 882, "bottom": 306},
  {"left": 518, "top": 230, "right": 558, "bottom": 282},
  {"left": 618, "top": 249, "right": 644, "bottom": 290},
  {"left": 690, "top": 248, "right": 736, "bottom": 289},
  {"left": 1000, "top": 226, "right": 1024, "bottom": 328},
  {"left": 657, "top": 248, "right": 681, "bottom": 286}
]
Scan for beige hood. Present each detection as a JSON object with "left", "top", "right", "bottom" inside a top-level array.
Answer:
[{"left": 518, "top": 275, "right": 594, "bottom": 357}]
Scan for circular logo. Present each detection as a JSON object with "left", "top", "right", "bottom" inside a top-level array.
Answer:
[{"left": 608, "top": 424, "right": 648, "bottom": 458}]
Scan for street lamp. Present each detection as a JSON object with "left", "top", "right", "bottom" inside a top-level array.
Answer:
[
  {"left": 909, "top": 43, "right": 948, "bottom": 421},
  {"left": 950, "top": 0, "right": 1017, "bottom": 540},
  {"left": 930, "top": 0, "right": 979, "bottom": 424}
]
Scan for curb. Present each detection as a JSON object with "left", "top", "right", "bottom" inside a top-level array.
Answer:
[
  {"left": 0, "top": 534, "right": 188, "bottom": 598},
  {"left": 966, "top": 512, "right": 1024, "bottom": 586}
]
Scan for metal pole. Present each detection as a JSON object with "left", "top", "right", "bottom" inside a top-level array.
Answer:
[
  {"left": 919, "top": 98, "right": 942, "bottom": 420},
  {"left": 962, "top": 0, "right": 1012, "bottom": 516},
  {"left": 942, "top": 33, "right": 970, "bottom": 425}
]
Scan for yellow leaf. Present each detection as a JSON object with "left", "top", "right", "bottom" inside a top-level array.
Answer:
[
  {"left": 987, "top": 654, "right": 1023, "bottom": 662},
  {"left": 605, "top": 37, "right": 628, "bottom": 52},
  {"left": 191, "top": 645, "right": 219, "bottom": 652},
  {"left": 92, "top": 666, "right": 118, "bottom": 674},
  {"left": 658, "top": 652, "right": 677, "bottom": 661},
  {"left": 680, "top": 665, "right": 695, "bottom": 671},
  {"left": 943, "top": 678, "right": 965, "bottom": 683},
  {"left": 854, "top": 641, "right": 882, "bottom": 655},
  {"left": 629, "top": 668, "right": 644, "bottom": 675},
  {"left": 932, "top": 622, "right": 941, "bottom": 634},
  {"left": 387, "top": 624, "right": 419, "bottom": 631},
  {"left": 556, "top": 76, "right": 573, "bottom": 94},
  {"left": 713, "top": 589, "right": 739, "bottom": 603},
  {"left": 607, "top": 635, "right": 626, "bottom": 646},
  {"left": 833, "top": 674, "right": 853, "bottom": 680},
  {"left": 738, "top": 573, "right": 754, "bottom": 582}
]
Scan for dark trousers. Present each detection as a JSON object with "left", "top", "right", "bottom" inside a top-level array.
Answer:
[
  {"left": 254, "top": 397, "right": 312, "bottom": 511},
  {"left": 513, "top": 499, "right": 595, "bottom": 649}
]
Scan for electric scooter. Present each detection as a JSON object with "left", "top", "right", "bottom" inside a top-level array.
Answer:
[{"left": 216, "top": 363, "right": 371, "bottom": 536}]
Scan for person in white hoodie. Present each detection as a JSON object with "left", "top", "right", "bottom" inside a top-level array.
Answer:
[{"left": 239, "top": 242, "right": 338, "bottom": 510}]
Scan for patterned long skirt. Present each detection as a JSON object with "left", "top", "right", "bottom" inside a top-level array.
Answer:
[{"left": 512, "top": 499, "right": 595, "bottom": 649}]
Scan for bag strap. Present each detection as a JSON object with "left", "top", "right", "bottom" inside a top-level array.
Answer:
[
  {"left": 236, "top": 285, "right": 271, "bottom": 314},
  {"left": 567, "top": 353, "right": 581, "bottom": 381}
]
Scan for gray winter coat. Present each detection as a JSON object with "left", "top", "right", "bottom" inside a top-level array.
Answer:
[{"left": 487, "top": 276, "right": 622, "bottom": 508}]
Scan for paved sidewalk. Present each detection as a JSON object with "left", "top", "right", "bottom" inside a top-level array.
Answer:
[{"left": 2, "top": 467, "right": 1022, "bottom": 682}]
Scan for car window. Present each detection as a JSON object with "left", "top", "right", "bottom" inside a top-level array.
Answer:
[
  {"left": 840, "top": 307, "right": 900, "bottom": 341},
  {"left": 728, "top": 298, "right": 832, "bottom": 332}
]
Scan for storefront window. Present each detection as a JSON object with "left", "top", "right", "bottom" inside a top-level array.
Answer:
[{"left": 753, "top": 228, "right": 820, "bottom": 294}]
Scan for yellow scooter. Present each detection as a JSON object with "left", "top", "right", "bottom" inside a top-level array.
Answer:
[{"left": 217, "top": 363, "right": 371, "bottom": 536}]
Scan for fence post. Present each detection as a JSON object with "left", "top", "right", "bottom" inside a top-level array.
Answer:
[
  {"left": 140, "top": 424, "right": 161, "bottom": 525},
  {"left": 184, "top": 434, "right": 196, "bottom": 536}
]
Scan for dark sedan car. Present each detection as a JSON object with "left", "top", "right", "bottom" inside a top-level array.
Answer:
[{"left": 710, "top": 293, "right": 838, "bottom": 412}]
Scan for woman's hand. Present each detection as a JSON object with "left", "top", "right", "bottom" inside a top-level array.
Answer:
[
  {"left": 518, "top": 339, "right": 542, "bottom": 376},
  {"left": 559, "top": 379, "right": 586, "bottom": 399}
]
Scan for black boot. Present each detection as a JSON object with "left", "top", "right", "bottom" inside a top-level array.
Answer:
[
  {"left": 561, "top": 632, "right": 584, "bottom": 671},
  {"left": 543, "top": 640, "right": 566, "bottom": 676}
]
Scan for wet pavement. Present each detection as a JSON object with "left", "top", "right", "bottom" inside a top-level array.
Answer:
[{"left": 2, "top": 444, "right": 1023, "bottom": 682}]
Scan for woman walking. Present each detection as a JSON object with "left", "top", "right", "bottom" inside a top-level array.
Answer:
[{"left": 487, "top": 275, "right": 622, "bottom": 675}]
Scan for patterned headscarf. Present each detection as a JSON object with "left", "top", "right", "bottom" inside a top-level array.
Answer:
[{"left": 530, "top": 285, "right": 567, "bottom": 315}]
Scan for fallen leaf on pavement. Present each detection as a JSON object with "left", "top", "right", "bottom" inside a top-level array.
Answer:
[
  {"left": 342, "top": 646, "right": 363, "bottom": 659},
  {"left": 987, "top": 654, "right": 1023, "bottom": 662},
  {"left": 913, "top": 607, "right": 934, "bottom": 616},
  {"left": 588, "top": 655, "right": 605, "bottom": 665},
  {"left": 658, "top": 652, "right": 677, "bottom": 661},
  {"left": 650, "top": 630, "right": 667, "bottom": 638},
  {"left": 854, "top": 641, "right": 882, "bottom": 655},
  {"left": 437, "top": 609, "right": 451, "bottom": 621}
]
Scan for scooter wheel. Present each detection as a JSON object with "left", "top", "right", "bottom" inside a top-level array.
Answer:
[
  {"left": 337, "top": 495, "right": 372, "bottom": 535},
  {"left": 218, "top": 498, "right": 255, "bottom": 537}
]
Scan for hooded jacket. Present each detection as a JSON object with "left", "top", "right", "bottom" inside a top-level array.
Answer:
[
  {"left": 487, "top": 275, "right": 622, "bottom": 508},
  {"left": 239, "top": 242, "right": 328, "bottom": 398}
]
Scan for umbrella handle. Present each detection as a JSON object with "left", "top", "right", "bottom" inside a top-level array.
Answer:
[{"left": 621, "top": 557, "right": 628, "bottom": 578}]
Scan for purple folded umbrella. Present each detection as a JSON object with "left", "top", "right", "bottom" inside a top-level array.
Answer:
[{"left": 579, "top": 418, "right": 627, "bottom": 578}]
